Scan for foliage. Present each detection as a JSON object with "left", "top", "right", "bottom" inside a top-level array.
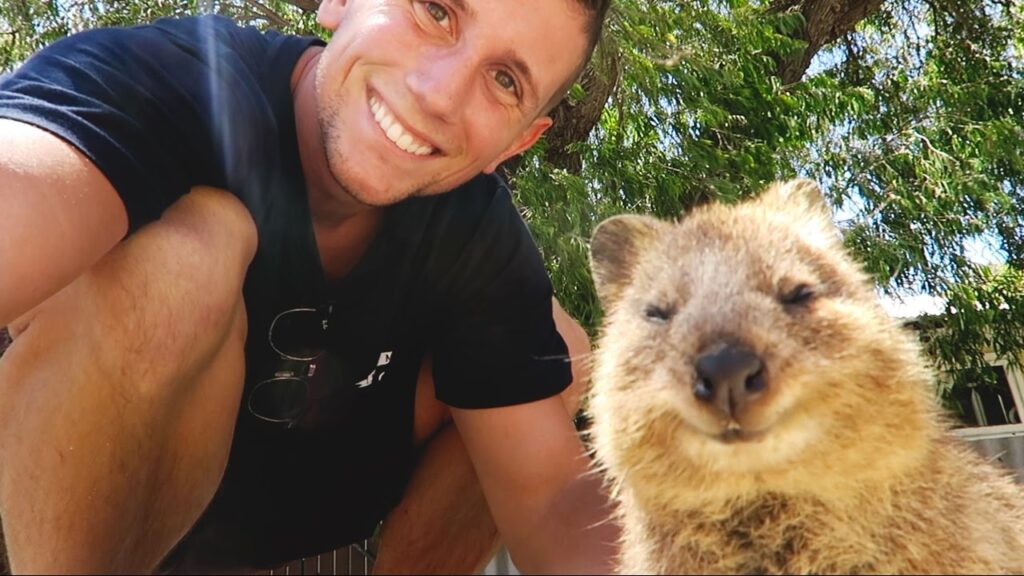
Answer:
[
  {"left": 0, "top": 0, "right": 320, "bottom": 73},
  {"left": 513, "top": 0, "right": 1024, "bottom": 412},
  {"left": 4, "top": 0, "right": 1024, "bottom": 408},
  {"left": 806, "top": 0, "right": 1024, "bottom": 399},
  {"left": 512, "top": 0, "right": 878, "bottom": 334}
]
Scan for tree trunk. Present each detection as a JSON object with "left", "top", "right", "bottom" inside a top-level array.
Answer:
[
  {"left": 770, "top": 0, "right": 884, "bottom": 84},
  {"left": 541, "top": 42, "right": 622, "bottom": 174},
  {"left": 521, "top": 0, "right": 882, "bottom": 174},
  {"left": 280, "top": 0, "right": 318, "bottom": 12}
]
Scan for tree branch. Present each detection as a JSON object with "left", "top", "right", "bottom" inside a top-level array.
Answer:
[
  {"left": 240, "top": 0, "right": 289, "bottom": 28},
  {"left": 773, "top": 0, "right": 884, "bottom": 84},
  {"left": 279, "top": 0, "right": 319, "bottom": 13}
]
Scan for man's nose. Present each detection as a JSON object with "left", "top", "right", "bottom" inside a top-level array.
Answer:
[{"left": 405, "top": 50, "right": 474, "bottom": 120}]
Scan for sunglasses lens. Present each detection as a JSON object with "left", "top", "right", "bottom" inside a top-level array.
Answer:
[
  {"left": 270, "top": 309, "right": 326, "bottom": 360},
  {"left": 249, "top": 378, "right": 309, "bottom": 423}
]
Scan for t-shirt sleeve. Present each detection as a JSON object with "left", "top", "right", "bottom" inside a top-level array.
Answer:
[
  {"left": 0, "top": 16, "right": 285, "bottom": 232},
  {"left": 430, "top": 179, "right": 573, "bottom": 409}
]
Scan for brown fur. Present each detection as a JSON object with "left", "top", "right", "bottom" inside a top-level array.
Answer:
[{"left": 587, "top": 179, "right": 1024, "bottom": 574}]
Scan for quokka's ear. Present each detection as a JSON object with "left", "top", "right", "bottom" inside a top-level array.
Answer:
[
  {"left": 590, "top": 214, "right": 665, "bottom": 307},
  {"left": 761, "top": 178, "right": 833, "bottom": 219}
]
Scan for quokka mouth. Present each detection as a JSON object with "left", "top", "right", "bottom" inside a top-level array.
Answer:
[{"left": 715, "top": 424, "right": 767, "bottom": 444}]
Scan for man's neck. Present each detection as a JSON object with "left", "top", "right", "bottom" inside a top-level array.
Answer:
[
  {"left": 291, "top": 47, "right": 379, "bottom": 227},
  {"left": 291, "top": 47, "right": 383, "bottom": 281}
]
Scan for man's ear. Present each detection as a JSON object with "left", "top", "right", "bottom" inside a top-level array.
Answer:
[
  {"left": 483, "top": 116, "right": 553, "bottom": 173},
  {"left": 318, "top": 0, "right": 348, "bottom": 31}
]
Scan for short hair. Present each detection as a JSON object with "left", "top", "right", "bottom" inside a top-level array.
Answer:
[
  {"left": 578, "top": 0, "right": 612, "bottom": 58},
  {"left": 543, "top": 0, "right": 612, "bottom": 115}
]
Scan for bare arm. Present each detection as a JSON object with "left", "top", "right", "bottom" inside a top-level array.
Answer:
[
  {"left": 450, "top": 324, "right": 620, "bottom": 576},
  {"left": 451, "top": 399, "right": 619, "bottom": 574},
  {"left": 374, "top": 421, "right": 501, "bottom": 575},
  {"left": 0, "top": 119, "right": 128, "bottom": 327},
  {"left": 373, "top": 299, "right": 594, "bottom": 574}
]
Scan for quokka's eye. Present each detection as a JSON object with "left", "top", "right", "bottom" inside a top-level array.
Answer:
[
  {"left": 643, "top": 303, "right": 676, "bottom": 323},
  {"left": 780, "top": 283, "right": 816, "bottom": 306}
]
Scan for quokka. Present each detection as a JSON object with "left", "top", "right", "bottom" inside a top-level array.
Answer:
[{"left": 586, "top": 179, "right": 1024, "bottom": 574}]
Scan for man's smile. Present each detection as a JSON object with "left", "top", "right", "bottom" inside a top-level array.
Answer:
[
  {"left": 306, "top": 0, "right": 587, "bottom": 205},
  {"left": 369, "top": 94, "right": 435, "bottom": 156}
]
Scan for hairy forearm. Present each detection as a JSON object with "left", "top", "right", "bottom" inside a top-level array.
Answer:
[{"left": 374, "top": 424, "right": 501, "bottom": 574}]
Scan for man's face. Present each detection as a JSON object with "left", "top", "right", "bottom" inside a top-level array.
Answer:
[{"left": 313, "top": 0, "right": 590, "bottom": 206}]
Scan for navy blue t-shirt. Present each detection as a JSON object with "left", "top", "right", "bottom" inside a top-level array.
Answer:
[{"left": 0, "top": 15, "right": 572, "bottom": 568}]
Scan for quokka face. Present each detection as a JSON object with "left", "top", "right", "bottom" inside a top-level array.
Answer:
[{"left": 588, "top": 179, "right": 935, "bottom": 501}]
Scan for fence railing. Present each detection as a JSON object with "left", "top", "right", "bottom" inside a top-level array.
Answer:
[{"left": 266, "top": 540, "right": 376, "bottom": 575}]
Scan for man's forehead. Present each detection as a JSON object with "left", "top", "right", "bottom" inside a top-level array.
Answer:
[
  {"left": 464, "top": 0, "right": 589, "bottom": 47},
  {"left": 461, "top": 0, "right": 589, "bottom": 97}
]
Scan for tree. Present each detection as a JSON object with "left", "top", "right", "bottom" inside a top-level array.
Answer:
[
  {"left": 512, "top": 0, "right": 1024, "bottom": 414},
  {"left": 3, "top": 0, "right": 1024, "bottom": 408}
]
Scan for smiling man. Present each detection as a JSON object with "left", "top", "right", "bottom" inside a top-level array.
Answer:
[{"left": 0, "top": 0, "right": 618, "bottom": 573}]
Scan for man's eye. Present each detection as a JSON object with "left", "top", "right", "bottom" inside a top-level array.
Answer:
[
  {"left": 424, "top": 2, "right": 452, "bottom": 32},
  {"left": 494, "top": 70, "right": 518, "bottom": 95}
]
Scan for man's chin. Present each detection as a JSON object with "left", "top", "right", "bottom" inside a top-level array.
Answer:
[
  {"left": 344, "top": 182, "right": 423, "bottom": 207},
  {"left": 339, "top": 175, "right": 450, "bottom": 207},
  {"left": 325, "top": 151, "right": 460, "bottom": 206},
  {"left": 327, "top": 164, "right": 416, "bottom": 207},
  {"left": 342, "top": 185, "right": 389, "bottom": 207}
]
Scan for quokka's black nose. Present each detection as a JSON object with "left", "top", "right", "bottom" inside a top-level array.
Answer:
[{"left": 693, "top": 344, "right": 767, "bottom": 417}]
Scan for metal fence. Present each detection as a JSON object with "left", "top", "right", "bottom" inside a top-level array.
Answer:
[
  {"left": 261, "top": 538, "right": 524, "bottom": 575},
  {"left": 262, "top": 540, "right": 523, "bottom": 576},
  {"left": 964, "top": 431, "right": 1024, "bottom": 484},
  {"left": 266, "top": 540, "right": 377, "bottom": 575}
]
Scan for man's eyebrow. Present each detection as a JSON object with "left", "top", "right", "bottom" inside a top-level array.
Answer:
[
  {"left": 452, "top": 0, "right": 538, "bottom": 101},
  {"left": 503, "top": 51, "right": 538, "bottom": 100},
  {"left": 448, "top": 0, "right": 475, "bottom": 19}
]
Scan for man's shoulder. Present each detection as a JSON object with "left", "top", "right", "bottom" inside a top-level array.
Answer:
[
  {"left": 35, "top": 14, "right": 314, "bottom": 75},
  {"left": 143, "top": 14, "right": 304, "bottom": 54},
  {"left": 106, "top": 14, "right": 283, "bottom": 43},
  {"left": 0, "top": 13, "right": 319, "bottom": 232}
]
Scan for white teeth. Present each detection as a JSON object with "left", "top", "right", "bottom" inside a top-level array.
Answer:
[
  {"left": 386, "top": 123, "right": 403, "bottom": 142},
  {"left": 369, "top": 95, "right": 434, "bottom": 156}
]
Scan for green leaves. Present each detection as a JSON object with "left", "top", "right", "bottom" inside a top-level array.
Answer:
[
  {"left": 513, "top": 0, "right": 872, "bottom": 332},
  {"left": 0, "top": 0, "right": 323, "bottom": 74},
  {"left": 797, "top": 0, "right": 1024, "bottom": 402},
  {"left": 517, "top": 1, "right": 1024, "bottom": 406}
]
